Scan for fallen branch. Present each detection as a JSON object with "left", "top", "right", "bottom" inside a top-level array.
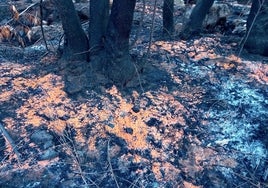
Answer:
[
  {"left": 107, "top": 139, "right": 120, "bottom": 188},
  {"left": 5, "top": 3, "right": 39, "bottom": 25},
  {"left": 0, "top": 122, "right": 21, "bottom": 162}
]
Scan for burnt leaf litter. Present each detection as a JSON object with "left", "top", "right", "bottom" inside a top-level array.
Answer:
[{"left": 0, "top": 0, "right": 268, "bottom": 187}]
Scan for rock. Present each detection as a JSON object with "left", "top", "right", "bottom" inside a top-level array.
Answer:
[
  {"left": 204, "top": 3, "right": 231, "bottom": 28},
  {"left": 124, "top": 127, "right": 133, "bottom": 134},
  {"left": 146, "top": 118, "right": 162, "bottom": 127},
  {"left": 132, "top": 105, "right": 140, "bottom": 113},
  {"left": 31, "top": 130, "right": 54, "bottom": 149},
  {"left": 31, "top": 130, "right": 53, "bottom": 143},
  {"left": 39, "top": 148, "right": 58, "bottom": 160},
  {"left": 43, "top": 140, "right": 54, "bottom": 149}
]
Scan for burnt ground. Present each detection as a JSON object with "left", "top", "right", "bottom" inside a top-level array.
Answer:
[{"left": 0, "top": 0, "right": 268, "bottom": 187}]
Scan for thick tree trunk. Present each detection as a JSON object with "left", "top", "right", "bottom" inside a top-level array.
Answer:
[
  {"left": 104, "top": 0, "right": 136, "bottom": 86},
  {"left": 163, "top": 0, "right": 174, "bottom": 36},
  {"left": 180, "top": 0, "right": 214, "bottom": 39},
  {"left": 54, "top": 0, "right": 89, "bottom": 61},
  {"left": 89, "top": 0, "right": 109, "bottom": 55},
  {"left": 244, "top": 0, "right": 268, "bottom": 56}
]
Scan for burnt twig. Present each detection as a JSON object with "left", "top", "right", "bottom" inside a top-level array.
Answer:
[{"left": 0, "top": 122, "right": 21, "bottom": 162}]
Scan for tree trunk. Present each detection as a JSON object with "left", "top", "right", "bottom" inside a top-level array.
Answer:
[
  {"left": 180, "top": 0, "right": 214, "bottom": 39},
  {"left": 244, "top": 0, "right": 268, "bottom": 56},
  {"left": 104, "top": 0, "right": 137, "bottom": 86},
  {"left": 55, "top": 0, "right": 137, "bottom": 88},
  {"left": 89, "top": 0, "right": 109, "bottom": 55},
  {"left": 54, "top": 0, "right": 89, "bottom": 61},
  {"left": 163, "top": 0, "right": 174, "bottom": 36}
]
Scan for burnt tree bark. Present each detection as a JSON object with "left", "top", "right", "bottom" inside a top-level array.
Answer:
[
  {"left": 104, "top": 0, "right": 137, "bottom": 85},
  {"left": 180, "top": 0, "right": 214, "bottom": 39},
  {"left": 55, "top": 0, "right": 137, "bottom": 87},
  {"left": 54, "top": 0, "right": 89, "bottom": 61},
  {"left": 163, "top": 0, "right": 174, "bottom": 36},
  {"left": 89, "top": 0, "right": 109, "bottom": 55},
  {"left": 244, "top": 0, "right": 268, "bottom": 56}
]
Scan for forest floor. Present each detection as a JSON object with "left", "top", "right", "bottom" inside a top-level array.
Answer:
[{"left": 0, "top": 0, "right": 268, "bottom": 187}]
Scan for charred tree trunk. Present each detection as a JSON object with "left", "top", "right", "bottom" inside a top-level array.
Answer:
[
  {"left": 54, "top": 0, "right": 89, "bottom": 61},
  {"left": 89, "top": 0, "right": 109, "bottom": 55},
  {"left": 180, "top": 0, "right": 214, "bottom": 39},
  {"left": 244, "top": 0, "right": 268, "bottom": 56},
  {"left": 56, "top": 0, "right": 137, "bottom": 88},
  {"left": 163, "top": 0, "right": 174, "bottom": 36},
  {"left": 104, "top": 0, "right": 136, "bottom": 86}
]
